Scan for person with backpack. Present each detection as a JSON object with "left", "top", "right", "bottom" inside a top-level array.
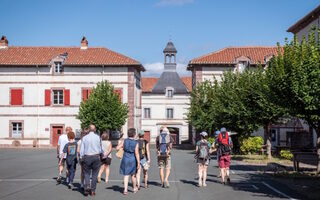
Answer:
[
  {"left": 195, "top": 131, "right": 212, "bottom": 187},
  {"left": 57, "top": 126, "right": 72, "bottom": 183},
  {"left": 136, "top": 130, "right": 151, "bottom": 189},
  {"left": 59, "top": 131, "right": 77, "bottom": 189},
  {"left": 215, "top": 127, "right": 233, "bottom": 185},
  {"left": 156, "top": 126, "right": 174, "bottom": 188}
]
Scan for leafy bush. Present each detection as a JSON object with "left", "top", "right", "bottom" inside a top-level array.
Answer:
[
  {"left": 280, "top": 150, "right": 293, "bottom": 160},
  {"left": 240, "top": 136, "right": 264, "bottom": 154}
]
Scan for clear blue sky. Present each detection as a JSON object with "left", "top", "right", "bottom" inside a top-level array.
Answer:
[{"left": 1, "top": 0, "right": 319, "bottom": 76}]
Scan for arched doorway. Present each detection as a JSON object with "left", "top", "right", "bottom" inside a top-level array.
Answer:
[{"left": 168, "top": 127, "right": 179, "bottom": 145}]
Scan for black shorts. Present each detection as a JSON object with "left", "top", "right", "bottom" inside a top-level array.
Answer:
[
  {"left": 101, "top": 157, "right": 112, "bottom": 165},
  {"left": 58, "top": 158, "right": 66, "bottom": 166}
]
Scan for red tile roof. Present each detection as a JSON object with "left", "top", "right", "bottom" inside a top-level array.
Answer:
[
  {"left": 189, "top": 46, "right": 281, "bottom": 66},
  {"left": 0, "top": 46, "right": 144, "bottom": 70},
  {"left": 181, "top": 77, "right": 192, "bottom": 92},
  {"left": 141, "top": 77, "right": 159, "bottom": 92},
  {"left": 141, "top": 76, "right": 192, "bottom": 93}
]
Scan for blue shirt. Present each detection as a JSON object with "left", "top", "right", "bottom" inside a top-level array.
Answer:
[{"left": 79, "top": 132, "right": 103, "bottom": 158}]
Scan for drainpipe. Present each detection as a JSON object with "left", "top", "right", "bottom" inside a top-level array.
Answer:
[{"left": 36, "top": 65, "right": 39, "bottom": 148}]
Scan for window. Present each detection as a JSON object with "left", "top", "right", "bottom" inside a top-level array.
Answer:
[
  {"left": 11, "top": 122, "right": 23, "bottom": 138},
  {"left": 144, "top": 108, "right": 151, "bottom": 119},
  {"left": 166, "top": 108, "right": 174, "bottom": 119},
  {"left": 54, "top": 62, "right": 63, "bottom": 74},
  {"left": 238, "top": 61, "right": 246, "bottom": 73},
  {"left": 166, "top": 87, "right": 174, "bottom": 98},
  {"left": 82, "top": 88, "right": 93, "bottom": 101},
  {"left": 53, "top": 90, "right": 64, "bottom": 105},
  {"left": 10, "top": 88, "right": 23, "bottom": 106}
]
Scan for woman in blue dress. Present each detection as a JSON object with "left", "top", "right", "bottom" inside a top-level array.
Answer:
[{"left": 117, "top": 128, "right": 140, "bottom": 195}]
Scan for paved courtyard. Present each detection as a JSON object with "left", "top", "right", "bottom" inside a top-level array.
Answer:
[{"left": 0, "top": 148, "right": 305, "bottom": 200}]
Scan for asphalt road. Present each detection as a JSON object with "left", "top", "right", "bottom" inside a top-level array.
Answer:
[{"left": 0, "top": 148, "right": 306, "bottom": 200}]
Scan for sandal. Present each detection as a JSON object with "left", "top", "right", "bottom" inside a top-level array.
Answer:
[
  {"left": 123, "top": 191, "right": 128, "bottom": 195},
  {"left": 133, "top": 187, "right": 138, "bottom": 194}
]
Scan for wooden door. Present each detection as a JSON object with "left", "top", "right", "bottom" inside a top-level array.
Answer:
[
  {"left": 52, "top": 126, "right": 64, "bottom": 147},
  {"left": 144, "top": 131, "right": 150, "bottom": 142}
]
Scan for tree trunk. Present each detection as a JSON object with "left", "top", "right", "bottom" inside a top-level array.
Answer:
[
  {"left": 316, "top": 127, "right": 320, "bottom": 175},
  {"left": 264, "top": 122, "right": 272, "bottom": 160}
]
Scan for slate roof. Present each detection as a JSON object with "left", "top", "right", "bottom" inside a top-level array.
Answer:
[
  {"left": 151, "top": 71, "right": 189, "bottom": 94},
  {"left": 163, "top": 41, "right": 177, "bottom": 53}
]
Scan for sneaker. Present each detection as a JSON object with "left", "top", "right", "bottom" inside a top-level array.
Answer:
[
  {"left": 84, "top": 188, "right": 90, "bottom": 196},
  {"left": 57, "top": 176, "right": 62, "bottom": 183},
  {"left": 226, "top": 177, "right": 230, "bottom": 184},
  {"left": 198, "top": 179, "right": 202, "bottom": 187},
  {"left": 91, "top": 191, "right": 96, "bottom": 196},
  {"left": 68, "top": 183, "right": 72, "bottom": 189},
  {"left": 165, "top": 180, "right": 170, "bottom": 188}
]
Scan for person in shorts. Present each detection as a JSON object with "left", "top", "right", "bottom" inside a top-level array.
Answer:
[
  {"left": 136, "top": 130, "right": 150, "bottom": 189},
  {"left": 156, "top": 126, "right": 174, "bottom": 188},
  {"left": 195, "top": 131, "right": 212, "bottom": 187},
  {"left": 98, "top": 131, "right": 112, "bottom": 184},
  {"left": 59, "top": 131, "right": 78, "bottom": 189},
  {"left": 215, "top": 127, "right": 232, "bottom": 185},
  {"left": 57, "top": 126, "right": 72, "bottom": 183}
]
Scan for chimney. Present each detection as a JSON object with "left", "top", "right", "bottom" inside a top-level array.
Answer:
[
  {"left": 0, "top": 36, "right": 8, "bottom": 49},
  {"left": 80, "top": 36, "right": 88, "bottom": 50}
]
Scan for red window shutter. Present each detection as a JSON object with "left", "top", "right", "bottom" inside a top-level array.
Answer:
[
  {"left": 45, "top": 89, "right": 51, "bottom": 106},
  {"left": 11, "top": 89, "right": 23, "bottom": 105},
  {"left": 114, "top": 89, "right": 122, "bottom": 102},
  {"left": 82, "top": 89, "right": 88, "bottom": 101},
  {"left": 64, "top": 89, "right": 70, "bottom": 106},
  {"left": 88, "top": 89, "right": 92, "bottom": 97}
]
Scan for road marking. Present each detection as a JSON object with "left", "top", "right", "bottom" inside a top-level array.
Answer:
[
  {"left": 0, "top": 178, "right": 180, "bottom": 183},
  {"left": 251, "top": 184, "right": 259, "bottom": 190},
  {"left": 262, "top": 181, "right": 297, "bottom": 200}
]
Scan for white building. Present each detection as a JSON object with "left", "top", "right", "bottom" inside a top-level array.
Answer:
[
  {"left": 0, "top": 36, "right": 144, "bottom": 147},
  {"left": 187, "top": 46, "right": 312, "bottom": 148},
  {"left": 287, "top": 5, "right": 320, "bottom": 42},
  {"left": 141, "top": 41, "right": 192, "bottom": 144}
]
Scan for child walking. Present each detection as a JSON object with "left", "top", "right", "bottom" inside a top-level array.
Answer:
[{"left": 60, "top": 131, "right": 78, "bottom": 189}]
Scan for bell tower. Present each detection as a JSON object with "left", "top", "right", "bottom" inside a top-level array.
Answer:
[{"left": 163, "top": 40, "right": 177, "bottom": 72}]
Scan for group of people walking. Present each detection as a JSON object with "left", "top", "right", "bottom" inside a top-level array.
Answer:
[{"left": 56, "top": 124, "right": 232, "bottom": 196}]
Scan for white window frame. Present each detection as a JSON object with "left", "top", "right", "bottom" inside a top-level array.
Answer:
[
  {"left": 12, "top": 122, "right": 23, "bottom": 138},
  {"left": 166, "top": 108, "right": 174, "bottom": 119},
  {"left": 52, "top": 90, "right": 64, "bottom": 105},
  {"left": 144, "top": 108, "right": 151, "bottom": 119},
  {"left": 166, "top": 87, "right": 174, "bottom": 98},
  {"left": 54, "top": 62, "right": 63, "bottom": 74}
]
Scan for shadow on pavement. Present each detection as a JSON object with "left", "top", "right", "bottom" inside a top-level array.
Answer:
[
  {"left": 180, "top": 179, "right": 198, "bottom": 187},
  {"left": 106, "top": 185, "right": 123, "bottom": 193}
]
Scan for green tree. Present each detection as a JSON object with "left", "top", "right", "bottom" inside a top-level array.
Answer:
[
  {"left": 268, "top": 28, "right": 320, "bottom": 173},
  {"left": 77, "top": 80, "right": 128, "bottom": 133}
]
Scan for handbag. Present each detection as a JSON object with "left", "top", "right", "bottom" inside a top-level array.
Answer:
[{"left": 116, "top": 148, "right": 124, "bottom": 159}]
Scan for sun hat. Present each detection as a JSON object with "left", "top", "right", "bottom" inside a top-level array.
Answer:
[{"left": 200, "top": 131, "right": 208, "bottom": 137}]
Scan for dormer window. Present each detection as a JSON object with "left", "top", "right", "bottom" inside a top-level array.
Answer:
[
  {"left": 238, "top": 61, "right": 247, "bottom": 73},
  {"left": 166, "top": 87, "right": 174, "bottom": 98},
  {"left": 54, "top": 62, "right": 63, "bottom": 74}
]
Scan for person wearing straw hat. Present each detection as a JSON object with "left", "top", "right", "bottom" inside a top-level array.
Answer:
[{"left": 156, "top": 126, "right": 174, "bottom": 188}]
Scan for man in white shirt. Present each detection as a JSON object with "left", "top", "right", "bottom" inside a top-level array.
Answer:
[{"left": 57, "top": 126, "right": 72, "bottom": 183}]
